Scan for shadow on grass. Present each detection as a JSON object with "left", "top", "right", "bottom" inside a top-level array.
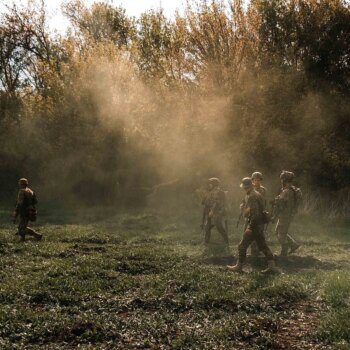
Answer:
[
  {"left": 202, "top": 252, "right": 338, "bottom": 272},
  {"left": 248, "top": 255, "right": 338, "bottom": 272},
  {"left": 202, "top": 255, "right": 236, "bottom": 266},
  {"left": 276, "top": 255, "right": 338, "bottom": 271},
  {"left": 199, "top": 242, "right": 235, "bottom": 266}
]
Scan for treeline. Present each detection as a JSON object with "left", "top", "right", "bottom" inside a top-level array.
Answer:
[{"left": 0, "top": 0, "right": 349, "bottom": 209}]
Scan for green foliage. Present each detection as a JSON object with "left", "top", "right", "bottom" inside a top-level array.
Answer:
[
  {"left": 0, "top": 0, "right": 349, "bottom": 209},
  {"left": 255, "top": 274, "right": 310, "bottom": 301},
  {"left": 255, "top": 0, "right": 350, "bottom": 90},
  {"left": 322, "top": 272, "right": 350, "bottom": 307},
  {"left": 317, "top": 271, "right": 350, "bottom": 345},
  {"left": 319, "top": 309, "right": 350, "bottom": 343}
]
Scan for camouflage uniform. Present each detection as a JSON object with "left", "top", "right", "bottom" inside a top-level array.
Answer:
[
  {"left": 274, "top": 184, "right": 299, "bottom": 256},
  {"left": 202, "top": 186, "right": 229, "bottom": 245},
  {"left": 15, "top": 187, "right": 41, "bottom": 241},
  {"left": 250, "top": 185, "right": 267, "bottom": 256},
  {"left": 255, "top": 186, "right": 267, "bottom": 208},
  {"left": 237, "top": 189, "right": 273, "bottom": 264}
]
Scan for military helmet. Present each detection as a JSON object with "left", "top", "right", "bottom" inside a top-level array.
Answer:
[
  {"left": 18, "top": 178, "right": 29, "bottom": 186},
  {"left": 280, "top": 171, "right": 295, "bottom": 181},
  {"left": 208, "top": 177, "right": 220, "bottom": 187},
  {"left": 251, "top": 171, "right": 263, "bottom": 180},
  {"left": 240, "top": 177, "right": 253, "bottom": 189}
]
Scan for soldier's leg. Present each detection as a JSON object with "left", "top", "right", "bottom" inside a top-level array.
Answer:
[
  {"left": 204, "top": 218, "right": 212, "bottom": 244},
  {"left": 238, "top": 228, "right": 255, "bottom": 264},
  {"left": 276, "top": 220, "right": 289, "bottom": 256},
  {"left": 215, "top": 218, "right": 229, "bottom": 245},
  {"left": 254, "top": 225, "right": 277, "bottom": 273},
  {"left": 280, "top": 218, "right": 300, "bottom": 253},
  {"left": 250, "top": 241, "right": 259, "bottom": 257},
  {"left": 244, "top": 221, "right": 259, "bottom": 257},
  {"left": 227, "top": 227, "right": 255, "bottom": 272},
  {"left": 254, "top": 226, "right": 274, "bottom": 261},
  {"left": 18, "top": 217, "right": 28, "bottom": 242},
  {"left": 251, "top": 223, "right": 267, "bottom": 256},
  {"left": 280, "top": 220, "right": 294, "bottom": 244}
]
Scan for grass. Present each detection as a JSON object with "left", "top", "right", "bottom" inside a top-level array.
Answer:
[{"left": 0, "top": 211, "right": 349, "bottom": 349}]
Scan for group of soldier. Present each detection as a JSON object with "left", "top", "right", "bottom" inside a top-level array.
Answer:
[
  {"left": 201, "top": 171, "right": 302, "bottom": 273},
  {"left": 12, "top": 172, "right": 302, "bottom": 275}
]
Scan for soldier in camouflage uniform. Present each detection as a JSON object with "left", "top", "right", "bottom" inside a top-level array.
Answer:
[
  {"left": 12, "top": 178, "right": 42, "bottom": 242},
  {"left": 227, "top": 178, "right": 276, "bottom": 273},
  {"left": 250, "top": 172, "right": 267, "bottom": 257},
  {"left": 251, "top": 172, "right": 267, "bottom": 207},
  {"left": 273, "top": 171, "right": 301, "bottom": 257},
  {"left": 201, "top": 178, "right": 229, "bottom": 245}
]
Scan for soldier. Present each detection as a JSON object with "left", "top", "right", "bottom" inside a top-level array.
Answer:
[
  {"left": 251, "top": 172, "right": 267, "bottom": 207},
  {"left": 201, "top": 178, "right": 229, "bottom": 246},
  {"left": 273, "top": 171, "right": 301, "bottom": 256},
  {"left": 227, "top": 177, "right": 276, "bottom": 273},
  {"left": 250, "top": 171, "right": 267, "bottom": 257},
  {"left": 12, "top": 178, "right": 42, "bottom": 242}
]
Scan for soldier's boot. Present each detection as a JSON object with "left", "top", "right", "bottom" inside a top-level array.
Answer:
[
  {"left": 34, "top": 233, "right": 43, "bottom": 241},
  {"left": 261, "top": 260, "right": 278, "bottom": 274},
  {"left": 227, "top": 262, "right": 243, "bottom": 273},
  {"left": 289, "top": 242, "right": 300, "bottom": 254},
  {"left": 27, "top": 228, "right": 42, "bottom": 241}
]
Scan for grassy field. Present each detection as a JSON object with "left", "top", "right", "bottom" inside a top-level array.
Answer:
[{"left": 0, "top": 210, "right": 349, "bottom": 349}]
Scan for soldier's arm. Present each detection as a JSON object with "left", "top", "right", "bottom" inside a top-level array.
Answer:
[
  {"left": 240, "top": 194, "right": 249, "bottom": 215},
  {"left": 274, "top": 189, "right": 288, "bottom": 216},
  {"left": 32, "top": 192, "right": 38, "bottom": 206},
  {"left": 240, "top": 198, "right": 246, "bottom": 210},
  {"left": 13, "top": 190, "right": 25, "bottom": 218},
  {"left": 241, "top": 196, "right": 251, "bottom": 217},
  {"left": 201, "top": 206, "right": 208, "bottom": 228},
  {"left": 262, "top": 187, "right": 267, "bottom": 208},
  {"left": 280, "top": 188, "right": 290, "bottom": 200}
]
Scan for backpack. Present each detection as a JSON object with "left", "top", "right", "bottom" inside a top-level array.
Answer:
[
  {"left": 27, "top": 192, "right": 38, "bottom": 222},
  {"left": 291, "top": 186, "right": 302, "bottom": 214}
]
